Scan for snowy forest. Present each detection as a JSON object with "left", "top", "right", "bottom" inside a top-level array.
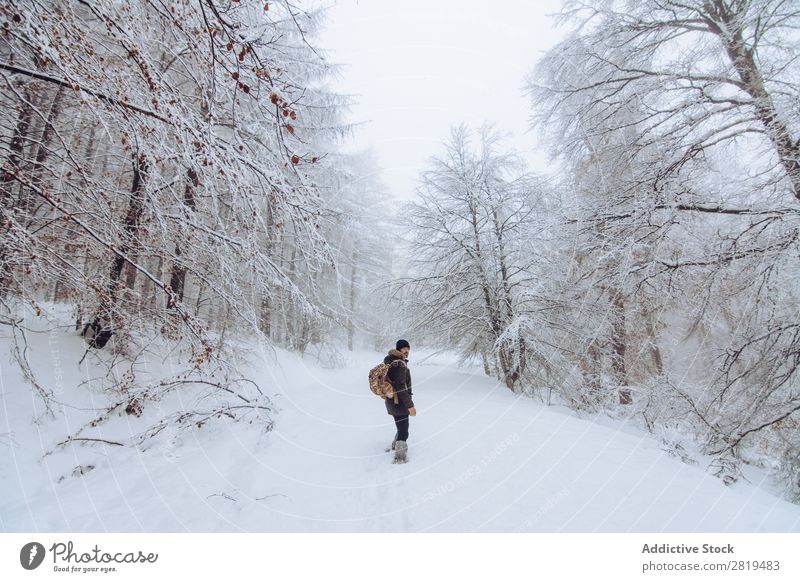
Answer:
[{"left": 1, "top": 0, "right": 800, "bottom": 531}]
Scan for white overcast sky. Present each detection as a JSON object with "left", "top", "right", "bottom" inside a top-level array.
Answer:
[{"left": 315, "top": 0, "right": 568, "bottom": 201}]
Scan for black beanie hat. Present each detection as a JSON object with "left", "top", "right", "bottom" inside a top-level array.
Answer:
[{"left": 396, "top": 339, "right": 410, "bottom": 350}]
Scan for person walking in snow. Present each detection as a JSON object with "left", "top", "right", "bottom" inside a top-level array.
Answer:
[{"left": 385, "top": 339, "right": 416, "bottom": 463}]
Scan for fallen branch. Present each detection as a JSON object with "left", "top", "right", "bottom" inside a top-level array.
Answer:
[{"left": 57, "top": 436, "right": 125, "bottom": 447}]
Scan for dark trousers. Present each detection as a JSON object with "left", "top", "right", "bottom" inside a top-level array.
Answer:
[{"left": 392, "top": 414, "right": 409, "bottom": 442}]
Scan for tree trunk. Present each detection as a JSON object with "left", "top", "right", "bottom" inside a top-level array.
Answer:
[
  {"left": 646, "top": 314, "right": 664, "bottom": 375},
  {"left": 347, "top": 258, "right": 357, "bottom": 351},
  {"left": 492, "top": 205, "right": 525, "bottom": 384},
  {"left": 709, "top": 0, "right": 800, "bottom": 201},
  {"left": 83, "top": 154, "right": 148, "bottom": 349},
  {"left": 259, "top": 190, "right": 278, "bottom": 339},
  {"left": 609, "top": 287, "right": 630, "bottom": 404},
  {"left": 467, "top": 192, "right": 511, "bottom": 389},
  {"left": 481, "top": 349, "right": 492, "bottom": 376},
  {"left": 0, "top": 85, "right": 35, "bottom": 296},
  {"left": 580, "top": 339, "right": 602, "bottom": 407},
  {"left": 168, "top": 167, "right": 198, "bottom": 306}
]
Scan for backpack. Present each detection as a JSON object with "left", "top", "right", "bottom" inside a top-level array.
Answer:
[{"left": 368, "top": 359, "right": 402, "bottom": 404}]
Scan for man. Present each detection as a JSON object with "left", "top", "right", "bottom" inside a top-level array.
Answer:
[{"left": 384, "top": 339, "right": 416, "bottom": 463}]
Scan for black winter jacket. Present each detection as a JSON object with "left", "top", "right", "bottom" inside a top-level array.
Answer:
[{"left": 384, "top": 349, "right": 414, "bottom": 416}]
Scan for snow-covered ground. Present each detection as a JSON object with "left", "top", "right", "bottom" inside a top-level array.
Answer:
[{"left": 2, "top": 315, "right": 799, "bottom": 532}]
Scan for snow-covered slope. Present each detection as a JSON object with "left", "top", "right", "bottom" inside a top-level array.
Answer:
[{"left": 2, "top": 322, "right": 799, "bottom": 532}]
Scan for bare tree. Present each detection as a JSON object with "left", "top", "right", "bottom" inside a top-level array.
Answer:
[
  {"left": 394, "top": 124, "right": 551, "bottom": 391},
  {"left": 0, "top": 0, "right": 381, "bottom": 444},
  {"left": 526, "top": 0, "right": 800, "bottom": 493}
]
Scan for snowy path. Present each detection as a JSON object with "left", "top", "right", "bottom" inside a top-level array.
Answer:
[{"left": 2, "top": 347, "right": 800, "bottom": 532}]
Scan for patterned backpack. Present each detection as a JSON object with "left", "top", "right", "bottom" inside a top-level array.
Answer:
[{"left": 368, "top": 360, "right": 402, "bottom": 404}]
